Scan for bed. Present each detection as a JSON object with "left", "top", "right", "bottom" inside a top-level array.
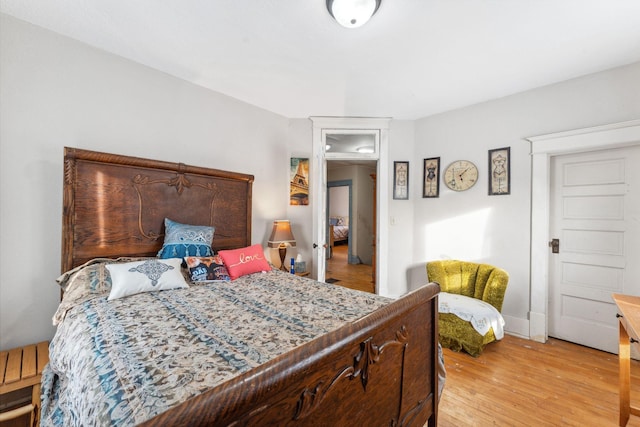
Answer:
[
  {"left": 42, "top": 147, "right": 442, "bottom": 426},
  {"left": 329, "top": 216, "right": 349, "bottom": 259},
  {"left": 329, "top": 216, "right": 349, "bottom": 247}
]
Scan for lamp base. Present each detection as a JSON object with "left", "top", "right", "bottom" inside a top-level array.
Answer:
[{"left": 278, "top": 246, "right": 288, "bottom": 272}]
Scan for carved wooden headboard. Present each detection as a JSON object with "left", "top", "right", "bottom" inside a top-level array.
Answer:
[{"left": 62, "top": 147, "right": 254, "bottom": 273}]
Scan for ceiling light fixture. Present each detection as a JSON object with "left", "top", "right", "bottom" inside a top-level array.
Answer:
[
  {"left": 326, "top": 0, "right": 381, "bottom": 29},
  {"left": 357, "top": 146, "right": 374, "bottom": 153}
]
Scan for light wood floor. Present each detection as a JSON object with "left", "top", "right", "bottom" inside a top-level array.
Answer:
[
  {"left": 325, "top": 244, "right": 375, "bottom": 293},
  {"left": 439, "top": 334, "right": 640, "bottom": 426},
  {"left": 328, "top": 246, "right": 639, "bottom": 425}
]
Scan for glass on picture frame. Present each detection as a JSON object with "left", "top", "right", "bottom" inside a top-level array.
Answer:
[
  {"left": 290, "top": 157, "right": 309, "bottom": 205},
  {"left": 488, "top": 147, "right": 510, "bottom": 195},
  {"left": 423, "top": 157, "right": 440, "bottom": 198},
  {"left": 393, "top": 161, "right": 409, "bottom": 200}
]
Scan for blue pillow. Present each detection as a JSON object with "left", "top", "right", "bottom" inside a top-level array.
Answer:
[{"left": 157, "top": 218, "right": 215, "bottom": 259}]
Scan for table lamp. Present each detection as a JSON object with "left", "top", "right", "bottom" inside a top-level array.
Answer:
[{"left": 268, "top": 220, "right": 296, "bottom": 272}]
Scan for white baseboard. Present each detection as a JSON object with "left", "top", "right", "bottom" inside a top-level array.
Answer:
[{"left": 528, "top": 311, "right": 547, "bottom": 343}]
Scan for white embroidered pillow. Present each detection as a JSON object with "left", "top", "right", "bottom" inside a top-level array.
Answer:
[{"left": 106, "top": 258, "right": 188, "bottom": 300}]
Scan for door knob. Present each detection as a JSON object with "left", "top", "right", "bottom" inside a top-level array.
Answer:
[{"left": 549, "top": 238, "right": 559, "bottom": 254}]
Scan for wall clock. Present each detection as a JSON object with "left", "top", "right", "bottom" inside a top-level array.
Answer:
[{"left": 444, "top": 160, "right": 478, "bottom": 191}]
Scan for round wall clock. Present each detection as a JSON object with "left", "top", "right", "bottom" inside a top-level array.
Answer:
[{"left": 444, "top": 160, "right": 478, "bottom": 191}]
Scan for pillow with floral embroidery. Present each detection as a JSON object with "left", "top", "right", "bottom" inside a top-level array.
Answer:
[
  {"left": 157, "top": 218, "right": 215, "bottom": 259},
  {"left": 218, "top": 244, "right": 271, "bottom": 280},
  {"left": 106, "top": 258, "right": 188, "bottom": 300}
]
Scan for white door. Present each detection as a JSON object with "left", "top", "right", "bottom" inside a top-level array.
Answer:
[{"left": 549, "top": 146, "right": 640, "bottom": 353}]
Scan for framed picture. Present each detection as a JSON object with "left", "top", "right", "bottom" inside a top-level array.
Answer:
[
  {"left": 290, "top": 157, "right": 309, "bottom": 205},
  {"left": 423, "top": 157, "right": 440, "bottom": 198},
  {"left": 488, "top": 147, "right": 510, "bottom": 195},
  {"left": 393, "top": 161, "right": 409, "bottom": 200}
]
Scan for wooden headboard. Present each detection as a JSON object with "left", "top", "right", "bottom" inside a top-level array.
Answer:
[{"left": 62, "top": 147, "right": 254, "bottom": 273}]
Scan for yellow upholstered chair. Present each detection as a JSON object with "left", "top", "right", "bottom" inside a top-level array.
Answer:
[{"left": 427, "top": 260, "right": 509, "bottom": 357}]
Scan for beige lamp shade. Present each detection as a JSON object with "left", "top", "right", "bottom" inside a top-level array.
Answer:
[{"left": 268, "top": 220, "right": 296, "bottom": 248}]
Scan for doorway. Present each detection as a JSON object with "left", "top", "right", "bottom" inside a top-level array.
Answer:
[
  {"left": 310, "top": 117, "right": 390, "bottom": 295},
  {"left": 527, "top": 119, "right": 640, "bottom": 345},
  {"left": 548, "top": 146, "right": 640, "bottom": 353},
  {"left": 326, "top": 162, "right": 376, "bottom": 293},
  {"left": 327, "top": 180, "right": 352, "bottom": 261}
]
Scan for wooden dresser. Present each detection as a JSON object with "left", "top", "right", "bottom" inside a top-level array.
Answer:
[{"left": 613, "top": 294, "right": 640, "bottom": 426}]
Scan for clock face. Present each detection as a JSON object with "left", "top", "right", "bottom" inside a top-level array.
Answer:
[{"left": 444, "top": 160, "right": 478, "bottom": 191}]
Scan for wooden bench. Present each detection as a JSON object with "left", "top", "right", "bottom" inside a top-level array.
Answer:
[{"left": 0, "top": 342, "right": 49, "bottom": 426}]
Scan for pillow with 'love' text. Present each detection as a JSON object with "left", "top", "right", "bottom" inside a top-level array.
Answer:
[{"left": 217, "top": 244, "right": 271, "bottom": 280}]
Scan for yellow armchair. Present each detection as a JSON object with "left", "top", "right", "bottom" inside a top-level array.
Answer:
[{"left": 427, "top": 260, "right": 509, "bottom": 356}]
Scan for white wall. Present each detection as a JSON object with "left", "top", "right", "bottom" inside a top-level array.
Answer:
[
  {"left": 283, "top": 119, "right": 313, "bottom": 270},
  {"left": 353, "top": 165, "right": 375, "bottom": 265},
  {"left": 387, "top": 121, "right": 417, "bottom": 297},
  {"left": 413, "top": 61, "right": 640, "bottom": 337},
  {"left": 328, "top": 186, "right": 349, "bottom": 219},
  {"left": 0, "top": 15, "right": 290, "bottom": 349}
]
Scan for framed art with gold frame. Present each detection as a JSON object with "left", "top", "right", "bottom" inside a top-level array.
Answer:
[
  {"left": 488, "top": 147, "right": 510, "bottom": 195},
  {"left": 423, "top": 157, "right": 440, "bottom": 198}
]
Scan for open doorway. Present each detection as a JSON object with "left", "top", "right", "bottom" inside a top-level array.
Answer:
[
  {"left": 327, "top": 181, "right": 351, "bottom": 261},
  {"left": 310, "top": 117, "right": 390, "bottom": 296},
  {"left": 326, "top": 160, "right": 376, "bottom": 293}
]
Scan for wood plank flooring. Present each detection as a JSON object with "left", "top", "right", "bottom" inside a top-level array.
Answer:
[
  {"left": 325, "top": 244, "right": 374, "bottom": 293},
  {"left": 327, "top": 245, "right": 638, "bottom": 425},
  {"left": 439, "top": 334, "right": 640, "bottom": 426}
]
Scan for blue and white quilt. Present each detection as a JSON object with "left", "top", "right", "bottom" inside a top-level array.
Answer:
[{"left": 41, "top": 259, "right": 391, "bottom": 426}]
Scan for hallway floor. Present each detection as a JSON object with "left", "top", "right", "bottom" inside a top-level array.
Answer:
[{"left": 326, "top": 244, "right": 374, "bottom": 294}]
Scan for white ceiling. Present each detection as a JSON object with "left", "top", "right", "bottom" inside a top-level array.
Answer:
[{"left": 2, "top": 1, "right": 640, "bottom": 120}]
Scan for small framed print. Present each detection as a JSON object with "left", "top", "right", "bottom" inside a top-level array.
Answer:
[
  {"left": 488, "top": 147, "right": 510, "bottom": 195},
  {"left": 423, "top": 157, "right": 440, "bottom": 198},
  {"left": 290, "top": 157, "right": 309, "bottom": 205},
  {"left": 393, "top": 161, "right": 409, "bottom": 200}
]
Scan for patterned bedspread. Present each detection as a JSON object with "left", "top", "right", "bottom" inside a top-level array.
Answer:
[
  {"left": 332, "top": 224, "right": 349, "bottom": 242},
  {"left": 41, "top": 260, "right": 392, "bottom": 426}
]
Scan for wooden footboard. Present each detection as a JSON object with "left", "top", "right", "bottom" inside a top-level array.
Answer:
[{"left": 142, "top": 283, "right": 440, "bottom": 427}]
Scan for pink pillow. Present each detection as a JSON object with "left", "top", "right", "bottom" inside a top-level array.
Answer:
[{"left": 218, "top": 244, "right": 271, "bottom": 280}]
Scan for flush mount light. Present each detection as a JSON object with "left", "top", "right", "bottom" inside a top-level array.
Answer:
[
  {"left": 326, "top": 0, "right": 381, "bottom": 29},
  {"left": 357, "top": 146, "right": 374, "bottom": 154}
]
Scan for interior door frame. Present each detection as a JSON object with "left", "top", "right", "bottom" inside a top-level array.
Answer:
[
  {"left": 527, "top": 119, "right": 640, "bottom": 343},
  {"left": 310, "top": 117, "right": 390, "bottom": 293}
]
